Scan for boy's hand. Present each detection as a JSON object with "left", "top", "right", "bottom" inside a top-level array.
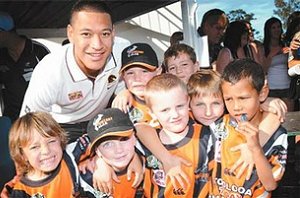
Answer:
[
  {"left": 93, "top": 157, "right": 120, "bottom": 195},
  {"left": 1, "top": 175, "right": 21, "bottom": 198},
  {"left": 230, "top": 143, "right": 254, "bottom": 180},
  {"left": 127, "top": 152, "right": 144, "bottom": 188},
  {"left": 237, "top": 122, "right": 261, "bottom": 152},
  {"left": 260, "top": 97, "right": 287, "bottom": 122},
  {"left": 111, "top": 89, "right": 133, "bottom": 113},
  {"left": 163, "top": 155, "right": 191, "bottom": 190},
  {"left": 78, "top": 156, "right": 96, "bottom": 174}
]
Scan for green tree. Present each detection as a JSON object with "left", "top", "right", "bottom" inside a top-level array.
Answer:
[{"left": 274, "top": 0, "right": 300, "bottom": 29}]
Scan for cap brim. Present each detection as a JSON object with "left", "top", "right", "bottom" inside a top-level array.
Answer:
[
  {"left": 120, "top": 62, "right": 157, "bottom": 73},
  {"left": 88, "top": 129, "right": 134, "bottom": 156}
]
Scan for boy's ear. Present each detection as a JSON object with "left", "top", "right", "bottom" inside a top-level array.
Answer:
[
  {"left": 259, "top": 83, "right": 269, "bottom": 102},
  {"left": 149, "top": 109, "right": 158, "bottom": 121},
  {"left": 194, "top": 61, "right": 200, "bottom": 72},
  {"left": 95, "top": 149, "right": 102, "bottom": 158},
  {"left": 67, "top": 24, "right": 74, "bottom": 43},
  {"left": 156, "top": 67, "right": 163, "bottom": 75}
]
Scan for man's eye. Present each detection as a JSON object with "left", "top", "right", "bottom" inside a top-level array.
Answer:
[
  {"left": 82, "top": 32, "right": 91, "bottom": 37},
  {"left": 102, "top": 31, "right": 111, "bottom": 37}
]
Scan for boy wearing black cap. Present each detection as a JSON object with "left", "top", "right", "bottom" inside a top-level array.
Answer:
[
  {"left": 87, "top": 108, "right": 142, "bottom": 198},
  {"left": 117, "top": 43, "right": 162, "bottom": 127}
]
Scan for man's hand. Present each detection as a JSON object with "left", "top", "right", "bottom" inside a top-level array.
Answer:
[
  {"left": 163, "top": 154, "right": 191, "bottom": 190},
  {"left": 111, "top": 89, "right": 133, "bottom": 113},
  {"left": 127, "top": 153, "right": 144, "bottom": 188},
  {"left": 78, "top": 157, "right": 96, "bottom": 174}
]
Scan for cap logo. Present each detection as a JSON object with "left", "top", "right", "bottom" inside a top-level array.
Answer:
[
  {"left": 127, "top": 45, "right": 144, "bottom": 57},
  {"left": 93, "top": 114, "right": 113, "bottom": 131}
]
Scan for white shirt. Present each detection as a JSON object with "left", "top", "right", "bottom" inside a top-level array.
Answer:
[{"left": 20, "top": 37, "right": 130, "bottom": 124}]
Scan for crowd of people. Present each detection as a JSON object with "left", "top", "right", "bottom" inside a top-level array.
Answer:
[{"left": 0, "top": 0, "right": 300, "bottom": 197}]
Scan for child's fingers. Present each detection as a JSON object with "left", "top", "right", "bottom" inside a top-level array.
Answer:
[
  {"left": 236, "top": 162, "right": 248, "bottom": 179},
  {"left": 246, "top": 163, "right": 254, "bottom": 180},
  {"left": 169, "top": 176, "right": 179, "bottom": 190},
  {"left": 131, "top": 172, "right": 143, "bottom": 188},
  {"left": 229, "top": 158, "right": 242, "bottom": 173},
  {"left": 112, "top": 172, "right": 120, "bottom": 183},
  {"left": 179, "top": 157, "right": 192, "bottom": 167}
]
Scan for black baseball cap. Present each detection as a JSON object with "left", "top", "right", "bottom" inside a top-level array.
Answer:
[
  {"left": 120, "top": 43, "right": 159, "bottom": 73},
  {"left": 87, "top": 108, "right": 134, "bottom": 156}
]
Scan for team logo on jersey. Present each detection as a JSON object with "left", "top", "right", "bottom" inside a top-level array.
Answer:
[
  {"left": 153, "top": 169, "right": 166, "bottom": 187},
  {"left": 128, "top": 107, "right": 144, "bottom": 124},
  {"left": 173, "top": 188, "right": 186, "bottom": 195},
  {"left": 146, "top": 155, "right": 162, "bottom": 169},
  {"left": 31, "top": 192, "right": 45, "bottom": 198},
  {"left": 214, "top": 121, "right": 228, "bottom": 140},
  {"left": 68, "top": 91, "right": 83, "bottom": 101}
]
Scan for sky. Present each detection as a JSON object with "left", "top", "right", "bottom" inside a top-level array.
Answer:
[{"left": 196, "top": 0, "right": 279, "bottom": 40}]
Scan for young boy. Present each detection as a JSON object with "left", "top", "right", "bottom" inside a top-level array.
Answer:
[
  {"left": 142, "top": 73, "right": 213, "bottom": 197},
  {"left": 164, "top": 43, "right": 199, "bottom": 84},
  {"left": 118, "top": 42, "right": 162, "bottom": 127},
  {"left": 209, "top": 59, "right": 288, "bottom": 197},
  {"left": 8, "top": 112, "right": 93, "bottom": 197},
  {"left": 86, "top": 108, "right": 142, "bottom": 198}
]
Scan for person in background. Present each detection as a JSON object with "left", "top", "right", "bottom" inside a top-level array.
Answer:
[
  {"left": 19, "top": 0, "right": 130, "bottom": 143},
  {"left": 262, "top": 17, "right": 293, "bottom": 111},
  {"left": 0, "top": 12, "right": 50, "bottom": 122},
  {"left": 216, "top": 21, "right": 260, "bottom": 74},
  {"left": 197, "top": 9, "right": 228, "bottom": 67},
  {"left": 170, "top": 31, "right": 183, "bottom": 46}
]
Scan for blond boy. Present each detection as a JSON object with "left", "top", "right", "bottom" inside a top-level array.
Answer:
[{"left": 143, "top": 73, "right": 213, "bottom": 197}]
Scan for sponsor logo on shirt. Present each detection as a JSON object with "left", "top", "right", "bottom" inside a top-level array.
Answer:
[{"left": 68, "top": 91, "right": 83, "bottom": 101}]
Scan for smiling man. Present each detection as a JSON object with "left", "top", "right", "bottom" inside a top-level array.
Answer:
[{"left": 20, "top": 0, "right": 130, "bottom": 142}]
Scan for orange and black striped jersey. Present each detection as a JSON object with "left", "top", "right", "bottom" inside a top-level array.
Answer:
[
  {"left": 80, "top": 164, "right": 141, "bottom": 198},
  {"left": 10, "top": 153, "right": 83, "bottom": 198},
  {"left": 209, "top": 114, "right": 288, "bottom": 198},
  {"left": 143, "top": 119, "right": 214, "bottom": 198},
  {"left": 128, "top": 96, "right": 160, "bottom": 128}
]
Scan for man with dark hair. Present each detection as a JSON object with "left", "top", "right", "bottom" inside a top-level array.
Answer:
[
  {"left": 20, "top": 0, "right": 130, "bottom": 142},
  {"left": 0, "top": 12, "right": 50, "bottom": 121},
  {"left": 197, "top": 9, "right": 228, "bottom": 66}
]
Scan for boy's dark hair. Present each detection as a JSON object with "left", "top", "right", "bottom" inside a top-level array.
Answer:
[
  {"left": 70, "top": 0, "right": 114, "bottom": 24},
  {"left": 164, "top": 43, "right": 196, "bottom": 69},
  {"left": 221, "top": 58, "right": 265, "bottom": 92}
]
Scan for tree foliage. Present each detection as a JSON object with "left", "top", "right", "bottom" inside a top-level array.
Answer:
[{"left": 274, "top": 0, "right": 300, "bottom": 29}]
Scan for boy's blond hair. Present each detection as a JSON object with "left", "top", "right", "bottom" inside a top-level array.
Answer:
[
  {"left": 187, "top": 70, "right": 222, "bottom": 98},
  {"left": 9, "top": 111, "right": 68, "bottom": 174},
  {"left": 144, "top": 73, "right": 188, "bottom": 108}
]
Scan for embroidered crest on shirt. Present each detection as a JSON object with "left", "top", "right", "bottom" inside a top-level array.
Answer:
[
  {"left": 128, "top": 107, "right": 144, "bottom": 123},
  {"left": 68, "top": 91, "right": 83, "bottom": 101},
  {"left": 31, "top": 192, "right": 45, "bottom": 198}
]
